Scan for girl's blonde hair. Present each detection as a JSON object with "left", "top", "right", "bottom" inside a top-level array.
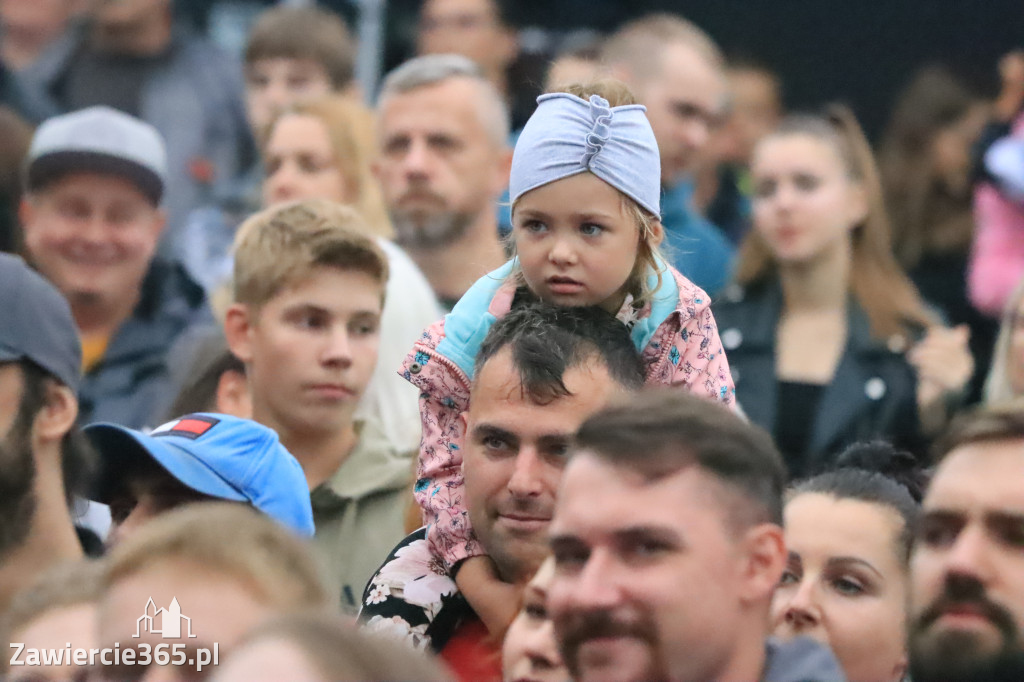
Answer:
[
  {"left": 507, "top": 78, "right": 666, "bottom": 309},
  {"left": 266, "top": 95, "right": 394, "bottom": 239},
  {"left": 735, "top": 104, "right": 935, "bottom": 340},
  {"left": 984, "top": 276, "right": 1024, "bottom": 404}
]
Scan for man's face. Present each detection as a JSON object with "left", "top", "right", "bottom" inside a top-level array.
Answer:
[
  {"left": 462, "top": 349, "right": 620, "bottom": 584},
  {"left": 245, "top": 58, "right": 334, "bottom": 140},
  {"left": 97, "top": 558, "right": 275, "bottom": 679},
  {"left": 714, "top": 68, "right": 782, "bottom": 167},
  {"left": 0, "top": 362, "right": 36, "bottom": 559},
  {"left": 634, "top": 42, "right": 726, "bottom": 185},
  {"left": 0, "top": 0, "right": 74, "bottom": 38},
  {"left": 548, "top": 457, "right": 751, "bottom": 682},
  {"left": 231, "top": 267, "right": 381, "bottom": 438},
  {"left": 21, "top": 173, "right": 164, "bottom": 314},
  {"left": 106, "top": 466, "right": 217, "bottom": 549},
  {"left": 375, "top": 77, "right": 507, "bottom": 249},
  {"left": 909, "top": 439, "right": 1024, "bottom": 682},
  {"left": 416, "top": 0, "right": 516, "bottom": 78},
  {"left": 93, "top": 0, "right": 167, "bottom": 30}
]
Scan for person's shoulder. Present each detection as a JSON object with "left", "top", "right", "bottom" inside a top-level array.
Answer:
[{"left": 358, "top": 528, "right": 460, "bottom": 652}]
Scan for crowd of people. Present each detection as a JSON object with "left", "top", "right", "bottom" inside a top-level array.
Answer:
[{"left": 2, "top": 0, "right": 1024, "bottom": 680}]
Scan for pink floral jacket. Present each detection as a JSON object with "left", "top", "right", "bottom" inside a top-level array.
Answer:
[{"left": 399, "top": 262, "right": 736, "bottom": 569}]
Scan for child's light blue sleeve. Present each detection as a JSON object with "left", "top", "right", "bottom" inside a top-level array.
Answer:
[
  {"left": 630, "top": 256, "right": 681, "bottom": 351},
  {"left": 436, "top": 259, "right": 517, "bottom": 379}
]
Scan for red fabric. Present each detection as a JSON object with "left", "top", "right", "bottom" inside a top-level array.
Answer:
[{"left": 439, "top": 617, "right": 502, "bottom": 682}]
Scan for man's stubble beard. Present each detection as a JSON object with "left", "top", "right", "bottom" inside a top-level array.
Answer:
[
  {"left": 0, "top": 422, "right": 38, "bottom": 559},
  {"left": 909, "top": 573, "right": 1024, "bottom": 682},
  {"left": 390, "top": 209, "right": 475, "bottom": 250}
]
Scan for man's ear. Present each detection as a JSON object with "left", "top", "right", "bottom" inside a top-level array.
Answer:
[
  {"left": 737, "top": 523, "right": 786, "bottom": 604},
  {"left": 18, "top": 196, "right": 35, "bottom": 230},
  {"left": 34, "top": 382, "right": 78, "bottom": 445},
  {"left": 152, "top": 208, "right": 168, "bottom": 238},
  {"left": 223, "top": 303, "right": 256, "bottom": 363}
]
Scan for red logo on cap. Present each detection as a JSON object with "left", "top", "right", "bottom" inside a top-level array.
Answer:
[{"left": 151, "top": 415, "right": 220, "bottom": 440}]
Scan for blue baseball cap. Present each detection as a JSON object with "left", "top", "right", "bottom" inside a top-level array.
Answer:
[{"left": 85, "top": 414, "right": 314, "bottom": 537}]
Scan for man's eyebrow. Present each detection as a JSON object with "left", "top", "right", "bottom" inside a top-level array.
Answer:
[
  {"left": 920, "top": 509, "right": 965, "bottom": 523},
  {"left": 986, "top": 511, "right": 1024, "bottom": 530},
  {"left": 470, "top": 423, "right": 518, "bottom": 442},
  {"left": 611, "top": 524, "right": 683, "bottom": 547},
  {"left": 536, "top": 433, "right": 572, "bottom": 449},
  {"left": 549, "top": 534, "right": 586, "bottom": 551}
]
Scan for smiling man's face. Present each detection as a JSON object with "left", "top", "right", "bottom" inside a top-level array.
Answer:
[{"left": 461, "top": 347, "right": 618, "bottom": 584}]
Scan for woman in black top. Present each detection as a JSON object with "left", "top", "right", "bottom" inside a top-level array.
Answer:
[{"left": 713, "top": 106, "right": 973, "bottom": 476}]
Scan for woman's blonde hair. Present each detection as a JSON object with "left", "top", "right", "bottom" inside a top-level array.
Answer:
[
  {"left": 984, "top": 276, "right": 1024, "bottom": 404},
  {"left": 266, "top": 95, "right": 394, "bottom": 239},
  {"left": 508, "top": 78, "right": 666, "bottom": 309},
  {"left": 735, "top": 105, "right": 934, "bottom": 340}
]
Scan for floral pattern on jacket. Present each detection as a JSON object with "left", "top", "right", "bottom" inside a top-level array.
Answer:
[
  {"left": 358, "top": 528, "right": 472, "bottom": 654},
  {"left": 399, "top": 265, "right": 736, "bottom": 569}
]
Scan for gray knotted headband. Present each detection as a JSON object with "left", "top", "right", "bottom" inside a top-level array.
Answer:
[{"left": 509, "top": 92, "right": 661, "bottom": 216}]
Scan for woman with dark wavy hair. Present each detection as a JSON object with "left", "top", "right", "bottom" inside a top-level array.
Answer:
[{"left": 771, "top": 442, "right": 924, "bottom": 682}]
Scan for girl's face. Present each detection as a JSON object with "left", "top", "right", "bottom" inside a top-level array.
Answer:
[
  {"left": 502, "top": 558, "right": 566, "bottom": 682},
  {"left": 513, "top": 172, "right": 647, "bottom": 313},
  {"left": 771, "top": 493, "right": 908, "bottom": 682},
  {"left": 751, "top": 134, "right": 866, "bottom": 266},
  {"left": 262, "top": 114, "right": 349, "bottom": 207},
  {"left": 1008, "top": 296, "right": 1024, "bottom": 395}
]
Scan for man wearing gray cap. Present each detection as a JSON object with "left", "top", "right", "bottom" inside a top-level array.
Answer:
[
  {"left": 0, "top": 252, "right": 94, "bottom": 613},
  {"left": 19, "top": 106, "right": 213, "bottom": 429}
]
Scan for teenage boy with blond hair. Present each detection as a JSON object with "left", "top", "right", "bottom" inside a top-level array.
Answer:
[{"left": 224, "top": 199, "right": 413, "bottom": 613}]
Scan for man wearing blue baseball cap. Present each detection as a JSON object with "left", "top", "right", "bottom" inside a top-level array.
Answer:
[
  {"left": 0, "top": 252, "right": 94, "bottom": 613},
  {"left": 85, "top": 413, "right": 314, "bottom": 544}
]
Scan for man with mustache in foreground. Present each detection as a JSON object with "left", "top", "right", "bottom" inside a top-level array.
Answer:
[
  {"left": 360, "top": 304, "right": 645, "bottom": 681},
  {"left": 910, "top": 401, "right": 1024, "bottom": 682},
  {"left": 374, "top": 54, "right": 510, "bottom": 311},
  {"left": 548, "top": 390, "right": 845, "bottom": 682}
]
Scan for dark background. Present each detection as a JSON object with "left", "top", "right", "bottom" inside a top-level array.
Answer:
[
  {"left": 383, "top": 0, "right": 1024, "bottom": 139},
  {"left": 180, "top": 0, "right": 1024, "bottom": 140}
]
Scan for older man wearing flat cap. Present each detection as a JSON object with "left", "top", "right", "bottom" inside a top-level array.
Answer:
[{"left": 19, "top": 106, "right": 213, "bottom": 429}]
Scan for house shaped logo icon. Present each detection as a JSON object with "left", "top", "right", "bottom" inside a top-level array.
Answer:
[{"left": 134, "top": 597, "right": 197, "bottom": 639}]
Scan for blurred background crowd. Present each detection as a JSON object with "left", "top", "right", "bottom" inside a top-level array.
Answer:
[{"left": 4, "top": 0, "right": 1024, "bottom": 680}]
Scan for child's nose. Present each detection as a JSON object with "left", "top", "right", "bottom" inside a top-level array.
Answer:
[{"left": 548, "top": 238, "right": 577, "bottom": 265}]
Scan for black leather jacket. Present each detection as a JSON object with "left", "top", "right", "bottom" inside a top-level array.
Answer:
[{"left": 713, "top": 281, "right": 924, "bottom": 476}]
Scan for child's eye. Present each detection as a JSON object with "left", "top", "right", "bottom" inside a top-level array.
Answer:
[
  {"left": 580, "top": 223, "right": 604, "bottom": 236},
  {"left": 520, "top": 219, "right": 547, "bottom": 234}
]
